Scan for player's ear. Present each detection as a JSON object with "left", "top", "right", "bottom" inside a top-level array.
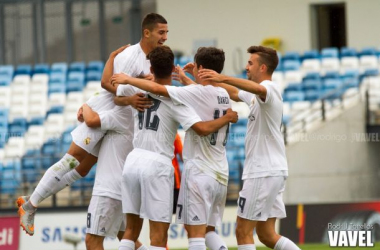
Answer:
[
  {"left": 150, "top": 66, "right": 154, "bottom": 74},
  {"left": 171, "top": 65, "right": 175, "bottom": 72},
  {"left": 143, "top": 28, "right": 150, "bottom": 38}
]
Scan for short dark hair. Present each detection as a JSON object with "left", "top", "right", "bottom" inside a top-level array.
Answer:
[
  {"left": 247, "top": 46, "right": 279, "bottom": 75},
  {"left": 142, "top": 13, "right": 167, "bottom": 34},
  {"left": 194, "top": 47, "right": 225, "bottom": 73},
  {"left": 147, "top": 45, "right": 174, "bottom": 79}
]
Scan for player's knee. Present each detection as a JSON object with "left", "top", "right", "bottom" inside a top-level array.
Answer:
[
  {"left": 125, "top": 228, "right": 139, "bottom": 242},
  {"left": 85, "top": 234, "right": 102, "bottom": 250},
  {"left": 150, "top": 231, "right": 168, "bottom": 247},
  {"left": 256, "top": 231, "right": 277, "bottom": 248},
  {"left": 235, "top": 226, "right": 252, "bottom": 241}
]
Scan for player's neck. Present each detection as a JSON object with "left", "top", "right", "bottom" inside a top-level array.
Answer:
[
  {"left": 198, "top": 79, "right": 217, "bottom": 87},
  {"left": 155, "top": 77, "right": 171, "bottom": 86},
  {"left": 139, "top": 40, "right": 152, "bottom": 56}
]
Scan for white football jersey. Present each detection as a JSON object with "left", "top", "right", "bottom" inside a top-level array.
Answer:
[
  {"left": 238, "top": 80, "right": 288, "bottom": 179},
  {"left": 118, "top": 85, "right": 202, "bottom": 160},
  {"left": 92, "top": 105, "right": 134, "bottom": 200},
  {"left": 86, "top": 43, "right": 150, "bottom": 112},
  {"left": 166, "top": 84, "right": 231, "bottom": 185}
]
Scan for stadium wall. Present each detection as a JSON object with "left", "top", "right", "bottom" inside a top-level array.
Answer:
[
  {"left": 284, "top": 101, "right": 380, "bottom": 204},
  {"left": 157, "top": 0, "right": 380, "bottom": 75}
]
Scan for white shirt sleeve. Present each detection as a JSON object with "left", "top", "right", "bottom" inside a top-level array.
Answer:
[
  {"left": 170, "top": 104, "right": 202, "bottom": 131},
  {"left": 238, "top": 90, "right": 255, "bottom": 105},
  {"left": 98, "top": 106, "right": 130, "bottom": 133},
  {"left": 256, "top": 81, "right": 273, "bottom": 105},
  {"left": 116, "top": 85, "right": 140, "bottom": 97},
  {"left": 113, "top": 49, "right": 138, "bottom": 75},
  {"left": 165, "top": 85, "right": 201, "bottom": 109}
]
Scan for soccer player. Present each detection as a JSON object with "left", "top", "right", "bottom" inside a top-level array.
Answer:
[
  {"left": 111, "top": 47, "right": 231, "bottom": 250},
  {"left": 17, "top": 13, "right": 168, "bottom": 236},
  {"left": 111, "top": 46, "right": 237, "bottom": 250},
  {"left": 198, "top": 46, "right": 300, "bottom": 250}
]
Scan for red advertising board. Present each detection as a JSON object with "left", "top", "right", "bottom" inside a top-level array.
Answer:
[{"left": 0, "top": 217, "right": 20, "bottom": 250}]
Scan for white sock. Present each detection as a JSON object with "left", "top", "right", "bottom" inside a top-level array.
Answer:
[
  {"left": 50, "top": 169, "right": 82, "bottom": 194},
  {"left": 189, "top": 238, "right": 206, "bottom": 250},
  {"left": 137, "top": 245, "right": 148, "bottom": 250},
  {"left": 205, "top": 231, "right": 227, "bottom": 250},
  {"left": 149, "top": 246, "right": 165, "bottom": 250},
  {"left": 274, "top": 237, "right": 300, "bottom": 250},
  {"left": 237, "top": 244, "right": 256, "bottom": 250},
  {"left": 119, "top": 239, "right": 135, "bottom": 250},
  {"left": 29, "top": 154, "right": 79, "bottom": 206}
]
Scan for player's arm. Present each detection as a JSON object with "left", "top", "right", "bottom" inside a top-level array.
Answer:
[
  {"left": 82, "top": 104, "right": 101, "bottom": 128},
  {"left": 215, "top": 82, "right": 241, "bottom": 102},
  {"left": 198, "top": 69, "right": 267, "bottom": 101},
  {"left": 191, "top": 108, "right": 238, "bottom": 136},
  {"left": 111, "top": 73, "right": 170, "bottom": 97},
  {"left": 101, "top": 45, "right": 130, "bottom": 94},
  {"left": 114, "top": 93, "right": 152, "bottom": 112}
]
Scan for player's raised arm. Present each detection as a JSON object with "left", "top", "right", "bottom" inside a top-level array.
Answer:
[
  {"left": 82, "top": 104, "right": 101, "bottom": 128},
  {"left": 198, "top": 69, "right": 267, "bottom": 101},
  {"left": 101, "top": 44, "right": 130, "bottom": 94},
  {"left": 111, "top": 73, "right": 170, "bottom": 97},
  {"left": 172, "top": 64, "right": 196, "bottom": 86},
  {"left": 191, "top": 108, "right": 238, "bottom": 136}
]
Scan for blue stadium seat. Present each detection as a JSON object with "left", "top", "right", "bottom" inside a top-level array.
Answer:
[
  {"left": 42, "top": 140, "right": 61, "bottom": 156},
  {"left": 363, "top": 68, "right": 379, "bottom": 77},
  {"left": 323, "top": 79, "right": 344, "bottom": 99},
  {"left": 303, "top": 72, "right": 321, "bottom": 80},
  {"left": 285, "top": 82, "right": 303, "bottom": 92},
  {"left": 360, "top": 47, "right": 378, "bottom": 56},
  {"left": 303, "top": 79, "right": 322, "bottom": 91},
  {"left": 323, "top": 71, "right": 340, "bottom": 80},
  {"left": 324, "top": 78, "right": 343, "bottom": 90},
  {"left": 9, "top": 118, "right": 28, "bottom": 137},
  {"left": 303, "top": 50, "right": 320, "bottom": 60},
  {"left": 34, "top": 64, "right": 50, "bottom": 74},
  {"left": 282, "top": 51, "right": 301, "bottom": 62},
  {"left": 282, "top": 60, "right": 301, "bottom": 71},
  {"left": 321, "top": 47, "right": 339, "bottom": 58},
  {"left": 51, "top": 62, "right": 68, "bottom": 73},
  {"left": 86, "top": 70, "right": 102, "bottom": 81},
  {"left": 87, "top": 61, "right": 104, "bottom": 72},
  {"left": 69, "top": 62, "right": 86, "bottom": 72},
  {"left": 0, "top": 161, "right": 21, "bottom": 194},
  {"left": 305, "top": 90, "right": 321, "bottom": 101},
  {"left": 28, "top": 117, "right": 45, "bottom": 126},
  {"left": 47, "top": 106, "right": 64, "bottom": 116},
  {"left": 343, "top": 78, "right": 360, "bottom": 89},
  {"left": 235, "top": 118, "right": 248, "bottom": 127},
  {"left": 282, "top": 114, "right": 291, "bottom": 125},
  {"left": 341, "top": 69, "right": 360, "bottom": 79},
  {"left": 48, "top": 83, "right": 66, "bottom": 95},
  {"left": 178, "top": 56, "right": 192, "bottom": 67},
  {"left": 230, "top": 126, "right": 246, "bottom": 147},
  {"left": 340, "top": 47, "right": 357, "bottom": 58},
  {"left": 283, "top": 91, "right": 305, "bottom": 102},
  {"left": 49, "top": 72, "right": 66, "bottom": 85},
  {"left": 0, "top": 65, "right": 14, "bottom": 77},
  {"left": 15, "top": 64, "right": 32, "bottom": 76},
  {"left": 0, "top": 75, "right": 12, "bottom": 86}
]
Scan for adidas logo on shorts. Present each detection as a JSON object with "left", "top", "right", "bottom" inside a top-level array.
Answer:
[
  {"left": 100, "top": 227, "right": 106, "bottom": 233},
  {"left": 192, "top": 216, "right": 200, "bottom": 222}
]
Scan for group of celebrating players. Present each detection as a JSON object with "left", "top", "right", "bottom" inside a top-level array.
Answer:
[{"left": 17, "top": 13, "right": 301, "bottom": 250}]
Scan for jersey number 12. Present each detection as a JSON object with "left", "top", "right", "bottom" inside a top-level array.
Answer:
[{"left": 138, "top": 98, "right": 161, "bottom": 131}]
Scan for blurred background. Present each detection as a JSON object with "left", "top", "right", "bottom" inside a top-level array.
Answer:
[{"left": 1, "top": 0, "right": 380, "bottom": 249}]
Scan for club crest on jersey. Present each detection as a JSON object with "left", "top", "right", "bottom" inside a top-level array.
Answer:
[
  {"left": 248, "top": 114, "right": 255, "bottom": 121},
  {"left": 84, "top": 137, "right": 91, "bottom": 145}
]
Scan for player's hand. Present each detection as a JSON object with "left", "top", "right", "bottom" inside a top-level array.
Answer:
[
  {"left": 77, "top": 105, "right": 84, "bottom": 122},
  {"left": 110, "top": 44, "right": 130, "bottom": 58},
  {"left": 130, "top": 93, "right": 153, "bottom": 112},
  {"left": 111, "top": 73, "right": 130, "bottom": 86},
  {"left": 198, "top": 69, "right": 225, "bottom": 82},
  {"left": 143, "top": 74, "right": 154, "bottom": 81},
  {"left": 183, "top": 62, "right": 195, "bottom": 76},
  {"left": 225, "top": 108, "right": 238, "bottom": 123},
  {"left": 173, "top": 65, "right": 196, "bottom": 85}
]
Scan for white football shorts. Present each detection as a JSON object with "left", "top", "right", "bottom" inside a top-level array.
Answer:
[
  {"left": 86, "top": 195, "right": 126, "bottom": 238},
  {"left": 176, "top": 162, "right": 227, "bottom": 227},
  {"left": 121, "top": 148, "right": 174, "bottom": 223},
  {"left": 237, "top": 176, "right": 287, "bottom": 221},
  {"left": 71, "top": 122, "right": 105, "bottom": 157}
]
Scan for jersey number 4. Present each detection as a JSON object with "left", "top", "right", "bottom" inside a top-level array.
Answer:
[
  {"left": 210, "top": 109, "right": 230, "bottom": 146},
  {"left": 138, "top": 98, "right": 161, "bottom": 131}
]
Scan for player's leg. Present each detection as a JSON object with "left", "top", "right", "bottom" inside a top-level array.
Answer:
[
  {"left": 184, "top": 224, "right": 207, "bottom": 250},
  {"left": 117, "top": 232, "right": 148, "bottom": 250},
  {"left": 85, "top": 234, "right": 105, "bottom": 250},
  {"left": 119, "top": 214, "right": 144, "bottom": 250},
  {"left": 235, "top": 216, "right": 257, "bottom": 246},
  {"left": 149, "top": 220, "right": 170, "bottom": 248}
]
